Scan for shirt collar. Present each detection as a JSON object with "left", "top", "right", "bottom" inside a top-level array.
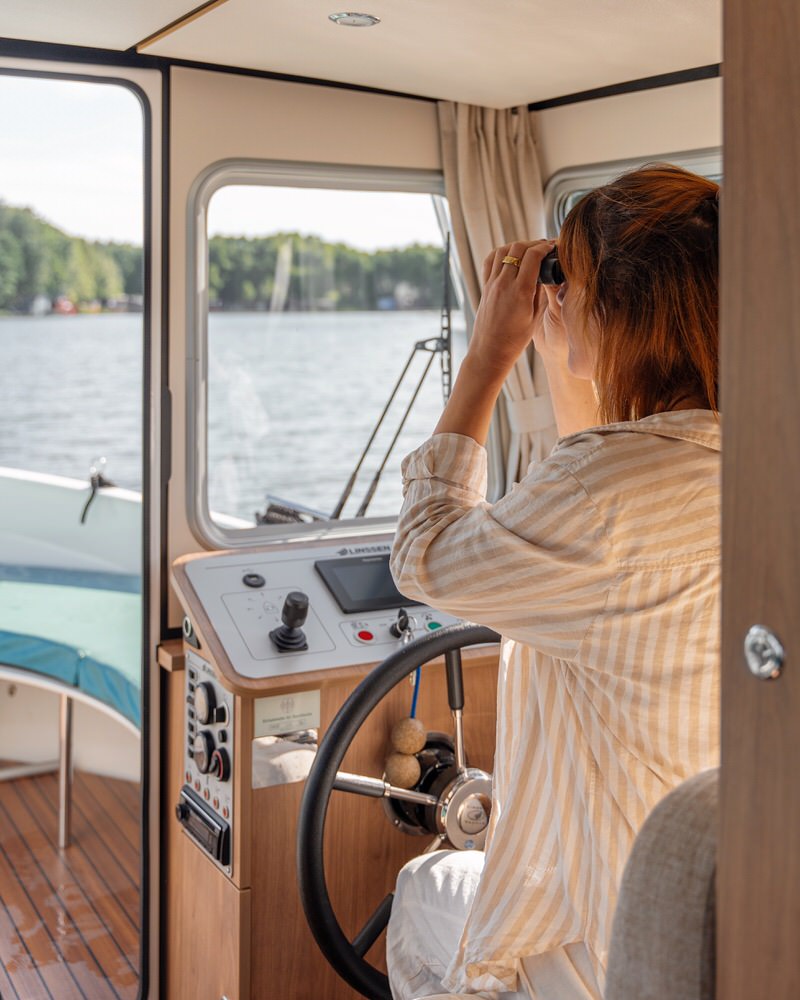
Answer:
[{"left": 556, "top": 409, "right": 721, "bottom": 453}]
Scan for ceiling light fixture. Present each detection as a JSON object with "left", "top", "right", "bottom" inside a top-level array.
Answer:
[{"left": 328, "top": 12, "right": 381, "bottom": 27}]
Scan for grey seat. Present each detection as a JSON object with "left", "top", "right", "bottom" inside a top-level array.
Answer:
[{"left": 605, "top": 768, "right": 718, "bottom": 1000}]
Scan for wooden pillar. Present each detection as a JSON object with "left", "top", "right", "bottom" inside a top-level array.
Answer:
[{"left": 719, "top": 0, "right": 800, "bottom": 996}]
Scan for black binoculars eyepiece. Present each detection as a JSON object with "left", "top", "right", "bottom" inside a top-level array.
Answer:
[{"left": 538, "top": 249, "right": 565, "bottom": 286}]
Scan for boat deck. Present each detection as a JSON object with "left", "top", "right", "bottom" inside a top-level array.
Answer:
[{"left": 0, "top": 766, "right": 140, "bottom": 999}]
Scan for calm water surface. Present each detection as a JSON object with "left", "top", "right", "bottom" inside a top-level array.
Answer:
[{"left": 0, "top": 312, "right": 461, "bottom": 522}]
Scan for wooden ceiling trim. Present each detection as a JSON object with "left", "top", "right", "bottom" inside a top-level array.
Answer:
[{"left": 137, "top": 0, "right": 231, "bottom": 52}]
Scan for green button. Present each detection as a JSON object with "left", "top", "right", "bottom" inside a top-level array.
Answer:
[{"left": 427, "top": 621, "right": 442, "bottom": 630}]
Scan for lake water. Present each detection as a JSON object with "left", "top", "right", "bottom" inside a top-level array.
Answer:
[{"left": 0, "top": 311, "right": 463, "bottom": 522}]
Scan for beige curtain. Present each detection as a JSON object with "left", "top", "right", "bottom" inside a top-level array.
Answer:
[{"left": 438, "top": 101, "right": 557, "bottom": 486}]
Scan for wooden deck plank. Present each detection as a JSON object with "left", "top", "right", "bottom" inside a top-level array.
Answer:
[
  {"left": 29, "top": 777, "right": 140, "bottom": 929},
  {"left": 8, "top": 781, "right": 140, "bottom": 983},
  {"left": 21, "top": 781, "right": 140, "bottom": 951},
  {"left": 0, "top": 797, "right": 125, "bottom": 1000},
  {"left": 69, "top": 775, "right": 140, "bottom": 883},
  {"left": 88, "top": 771, "right": 140, "bottom": 826},
  {"left": 31, "top": 771, "right": 139, "bottom": 894},
  {"left": 0, "top": 893, "right": 47, "bottom": 1000},
  {"left": 0, "top": 819, "right": 86, "bottom": 1000},
  {"left": 74, "top": 772, "right": 140, "bottom": 857},
  {"left": 0, "top": 768, "right": 140, "bottom": 1000}
]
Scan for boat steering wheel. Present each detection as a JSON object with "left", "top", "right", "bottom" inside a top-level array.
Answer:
[{"left": 297, "top": 622, "right": 501, "bottom": 1000}]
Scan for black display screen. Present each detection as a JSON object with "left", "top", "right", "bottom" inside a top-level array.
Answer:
[{"left": 314, "top": 554, "right": 422, "bottom": 614}]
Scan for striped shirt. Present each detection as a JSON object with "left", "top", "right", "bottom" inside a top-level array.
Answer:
[{"left": 389, "top": 409, "right": 721, "bottom": 995}]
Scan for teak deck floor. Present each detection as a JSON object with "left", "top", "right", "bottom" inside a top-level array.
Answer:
[{"left": 0, "top": 767, "right": 140, "bottom": 1000}]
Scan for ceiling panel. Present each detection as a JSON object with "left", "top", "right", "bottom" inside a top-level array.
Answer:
[
  {"left": 143, "top": 0, "right": 721, "bottom": 108},
  {"left": 0, "top": 0, "right": 200, "bottom": 51}
]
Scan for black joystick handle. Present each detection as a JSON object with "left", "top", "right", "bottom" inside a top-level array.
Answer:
[
  {"left": 283, "top": 591, "right": 309, "bottom": 629},
  {"left": 270, "top": 591, "right": 310, "bottom": 652}
]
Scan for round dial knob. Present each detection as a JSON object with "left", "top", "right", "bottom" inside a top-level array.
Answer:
[
  {"left": 193, "top": 730, "right": 215, "bottom": 774},
  {"left": 194, "top": 682, "right": 217, "bottom": 725},
  {"left": 210, "top": 747, "right": 231, "bottom": 782}
]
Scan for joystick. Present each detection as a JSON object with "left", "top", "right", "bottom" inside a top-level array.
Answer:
[{"left": 270, "top": 591, "right": 310, "bottom": 652}]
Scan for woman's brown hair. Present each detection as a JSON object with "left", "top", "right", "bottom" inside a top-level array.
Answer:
[{"left": 558, "top": 164, "right": 719, "bottom": 423}]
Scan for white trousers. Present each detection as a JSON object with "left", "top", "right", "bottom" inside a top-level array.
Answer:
[{"left": 386, "top": 850, "right": 602, "bottom": 1000}]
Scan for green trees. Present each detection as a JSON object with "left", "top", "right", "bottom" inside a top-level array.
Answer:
[
  {"left": 0, "top": 203, "right": 137, "bottom": 311},
  {"left": 206, "top": 233, "right": 447, "bottom": 311},
  {"left": 0, "top": 203, "right": 448, "bottom": 313}
]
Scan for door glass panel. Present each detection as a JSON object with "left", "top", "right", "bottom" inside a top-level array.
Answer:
[{"left": 0, "top": 73, "right": 143, "bottom": 998}]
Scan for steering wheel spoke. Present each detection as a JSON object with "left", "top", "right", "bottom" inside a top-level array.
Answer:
[
  {"left": 334, "top": 770, "right": 439, "bottom": 807},
  {"left": 352, "top": 893, "right": 394, "bottom": 958},
  {"left": 445, "top": 648, "right": 468, "bottom": 773}
]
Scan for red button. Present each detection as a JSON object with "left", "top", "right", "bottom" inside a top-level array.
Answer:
[{"left": 357, "top": 630, "right": 374, "bottom": 642}]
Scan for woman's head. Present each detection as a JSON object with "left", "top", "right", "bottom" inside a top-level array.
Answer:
[{"left": 557, "top": 164, "right": 719, "bottom": 423}]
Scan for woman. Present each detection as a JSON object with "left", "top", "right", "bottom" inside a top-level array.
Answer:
[{"left": 387, "top": 164, "right": 720, "bottom": 1000}]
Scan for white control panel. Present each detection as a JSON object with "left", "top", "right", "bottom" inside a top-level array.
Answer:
[{"left": 183, "top": 539, "right": 460, "bottom": 679}]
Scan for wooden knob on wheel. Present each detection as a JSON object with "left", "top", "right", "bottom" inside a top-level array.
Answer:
[
  {"left": 390, "top": 717, "right": 426, "bottom": 755},
  {"left": 384, "top": 752, "right": 421, "bottom": 789}
]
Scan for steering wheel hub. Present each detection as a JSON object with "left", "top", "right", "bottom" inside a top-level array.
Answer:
[{"left": 439, "top": 769, "right": 492, "bottom": 849}]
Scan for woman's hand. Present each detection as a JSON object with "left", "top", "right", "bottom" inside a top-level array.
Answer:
[
  {"left": 432, "top": 240, "right": 557, "bottom": 444},
  {"left": 466, "top": 240, "right": 556, "bottom": 380}
]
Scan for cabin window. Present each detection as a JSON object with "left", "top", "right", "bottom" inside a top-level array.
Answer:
[
  {"left": 544, "top": 147, "right": 723, "bottom": 233},
  {"left": 189, "top": 163, "right": 465, "bottom": 544}
]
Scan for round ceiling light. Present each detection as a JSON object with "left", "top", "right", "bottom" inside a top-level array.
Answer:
[{"left": 328, "top": 12, "right": 381, "bottom": 26}]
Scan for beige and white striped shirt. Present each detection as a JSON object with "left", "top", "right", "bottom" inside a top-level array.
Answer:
[{"left": 390, "top": 409, "right": 720, "bottom": 995}]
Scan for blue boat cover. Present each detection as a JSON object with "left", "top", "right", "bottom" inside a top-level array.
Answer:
[{"left": 0, "top": 566, "right": 141, "bottom": 726}]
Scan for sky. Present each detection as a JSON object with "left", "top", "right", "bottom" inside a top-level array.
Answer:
[{"left": 0, "top": 75, "right": 443, "bottom": 250}]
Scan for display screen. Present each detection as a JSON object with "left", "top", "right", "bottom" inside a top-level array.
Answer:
[{"left": 314, "top": 555, "right": 422, "bottom": 614}]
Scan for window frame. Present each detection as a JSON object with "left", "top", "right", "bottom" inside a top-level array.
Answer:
[
  {"left": 186, "top": 159, "right": 466, "bottom": 549},
  {"left": 543, "top": 146, "right": 722, "bottom": 235}
]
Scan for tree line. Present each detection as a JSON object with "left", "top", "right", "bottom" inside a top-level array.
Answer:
[
  {"left": 0, "top": 203, "right": 141, "bottom": 312},
  {"left": 0, "top": 202, "right": 448, "bottom": 313}
]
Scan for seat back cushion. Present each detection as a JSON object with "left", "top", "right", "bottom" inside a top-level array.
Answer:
[{"left": 605, "top": 767, "right": 717, "bottom": 1000}]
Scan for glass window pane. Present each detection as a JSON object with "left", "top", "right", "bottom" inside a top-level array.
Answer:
[
  {"left": 205, "top": 184, "right": 464, "bottom": 528},
  {"left": 0, "top": 73, "right": 144, "bottom": 997}
]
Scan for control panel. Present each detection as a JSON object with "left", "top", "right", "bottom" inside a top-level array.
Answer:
[
  {"left": 178, "top": 649, "right": 235, "bottom": 871},
  {"left": 182, "top": 538, "right": 460, "bottom": 680}
]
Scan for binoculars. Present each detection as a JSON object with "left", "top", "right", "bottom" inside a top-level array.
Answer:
[{"left": 539, "top": 249, "right": 565, "bottom": 285}]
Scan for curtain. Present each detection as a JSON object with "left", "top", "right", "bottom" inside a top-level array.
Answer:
[{"left": 438, "top": 101, "right": 558, "bottom": 486}]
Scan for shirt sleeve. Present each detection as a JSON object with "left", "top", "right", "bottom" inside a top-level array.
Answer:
[{"left": 390, "top": 432, "right": 614, "bottom": 660}]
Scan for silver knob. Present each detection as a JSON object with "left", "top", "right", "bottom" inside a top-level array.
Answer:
[{"left": 744, "top": 625, "right": 784, "bottom": 680}]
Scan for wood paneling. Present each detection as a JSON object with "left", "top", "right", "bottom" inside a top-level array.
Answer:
[{"left": 719, "top": 0, "right": 800, "bottom": 996}]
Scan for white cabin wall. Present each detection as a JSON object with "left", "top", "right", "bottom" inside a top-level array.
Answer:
[
  {"left": 534, "top": 77, "right": 722, "bottom": 182},
  {"left": 167, "top": 67, "right": 441, "bottom": 625}
]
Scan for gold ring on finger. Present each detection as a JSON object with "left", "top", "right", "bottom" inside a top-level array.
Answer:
[{"left": 501, "top": 255, "right": 522, "bottom": 268}]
